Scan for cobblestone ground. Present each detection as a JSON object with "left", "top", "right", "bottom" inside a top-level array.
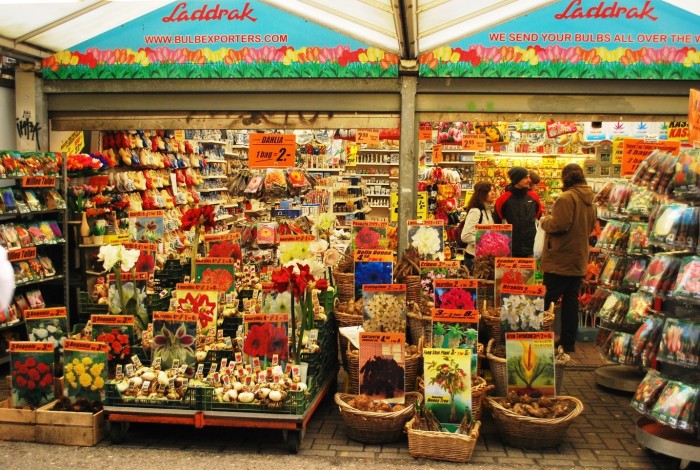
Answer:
[{"left": 0, "top": 344, "right": 695, "bottom": 470}]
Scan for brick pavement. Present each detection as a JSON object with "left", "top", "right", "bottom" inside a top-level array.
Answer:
[{"left": 0, "top": 343, "right": 691, "bottom": 469}]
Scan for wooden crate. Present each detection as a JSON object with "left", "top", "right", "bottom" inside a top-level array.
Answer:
[
  {"left": 0, "top": 399, "right": 37, "bottom": 442},
  {"left": 36, "top": 401, "right": 107, "bottom": 446}
]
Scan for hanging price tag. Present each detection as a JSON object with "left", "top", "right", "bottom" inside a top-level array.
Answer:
[
  {"left": 461, "top": 134, "right": 487, "bottom": 151},
  {"left": 248, "top": 133, "right": 296, "bottom": 168},
  {"left": 356, "top": 129, "right": 380, "bottom": 145},
  {"left": 419, "top": 126, "right": 433, "bottom": 141},
  {"left": 346, "top": 145, "right": 358, "bottom": 167},
  {"left": 432, "top": 144, "right": 443, "bottom": 163}
]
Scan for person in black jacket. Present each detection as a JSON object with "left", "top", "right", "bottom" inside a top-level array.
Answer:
[{"left": 494, "top": 166, "right": 544, "bottom": 258}]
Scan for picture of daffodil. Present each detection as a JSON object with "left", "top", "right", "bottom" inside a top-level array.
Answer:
[{"left": 63, "top": 343, "right": 109, "bottom": 403}]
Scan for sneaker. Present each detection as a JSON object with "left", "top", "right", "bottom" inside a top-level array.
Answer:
[{"left": 555, "top": 341, "right": 575, "bottom": 353}]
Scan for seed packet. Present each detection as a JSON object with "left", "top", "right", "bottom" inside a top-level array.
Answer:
[
  {"left": 16, "top": 261, "right": 35, "bottom": 283},
  {"left": 608, "top": 331, "right": 635, "bottom": 364},
  {"left": 23, "top": 189, "right": 43, "bottom": 211},
  {"left": 630, "top": 369, "right": 668, "bottom": 414},
  {"left": 63, "top": 340, "right": 109, "bottom": 403},
  {"left": 599, "top": 255, "right": 622, "bottom": 287},
  {"left": 25, "top": 224, "right": 47, "bottom": 245},
  {"left": 624, "top": 186, "right": 656, "bottom": 216},
  {"left": 648, "top": 204, "right": 685, "bottom": 248},
  {"left": 14, "top": 294, "right": 30, "bottom": 316},
  {"left": 13, "top": 189, "right": 29, "bottom": 214},
  {"left": 650, "top": 380, "right": 695, "bottom": 427},
  {"left": 14, "top": 225, "right": 32, "bottom": 247},
  {"left": 48, "top": 221, "right": 63, "bottom": 239},
  {"left": 28, "top": 258, "right": 45, "bottom": 279},
  {"left": 672, "top": 256, "right": 700, "bottom": 302},
  {"left": 674, "top": 206, "right": 699, "bottom": 250},
  {"left": 1, "top": 224, "right": 21, "bottom": 250},
  {"left": 621, "top": 258, "right": 648, "bottom": 290},
  {"left": 627, "top": 222, "right": 649, "bottom": 255},
  {"left": 657, "top": 317, "right": 700, "bottom": 368},
  {"left": 674, "top": 385, "right": 699, "bottom": 431},
  {"left": 638, "top": 255, "right": 681, "bottom": 297},
  {"left": 362, "top": 284, "right": 407, "bottom": 333},
  {"left": 38, "top": 256, "right": 56, "bottom": 277},
  {"left": 255, "top": 222, "right": 278, "bottom": 246},
  {"left": 670, "top": 150, "right": 700, "bottom": 200},
  {"left": 1, "top": 188, "right": 17, "bottom": 213},
  {"left": 596, "top": 291, "right": 630, "bottom": 325},
  {"left": 25, "top": 289, "right": 45, "bottom": 309},
  {"left": 625, "top": 293, "right": 654, "bottom": 325},
  {"left": 632, "top": 315, "right": 664, "bottom": 357}
]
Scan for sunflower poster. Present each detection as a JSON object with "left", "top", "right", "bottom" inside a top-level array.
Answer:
[
  {"left": 419, "top": 260, "right": 461, "bottom": 303},
  {"left": 505, "top": 331, "right": 555, "bottom": 397},
  {"left": 107, "top": 272, "right": 148, "bottom": 320},
  {"left": 433, "top": 279, "right": 478, "bottom": 311},
  {"left": 359, "top": 332, "right": 405, "bottom": 404},
  {"left": 9, "top": 341, "right": 55, "bottom": 408},
  {"left": 194, "top": 258, "right": 236, "bottom": 294},
  {"left": 362, "top": 284, "right": 406, "bottom": 333},
  {"left": 352, "top": 220, "right": 389, "bottom": 251},
  {"left": 499, "top": 284, "right": 547, "bottom": 344},
  {"left": 152, "top": 311, "right": 198, "bottom": 370},
  {"left": 475, "top": 224, "right": 512, "bottom": 258},
  {"left": 24, "top": 307, "right": 69, "bottom": 354},
  {"left": 175, "top": 283, "right": 220, "bottom": 337},
  {"left": 424, "top": 348, "right": 472, "bottom": 432},
  {"left": 63, "top": 339, "right": 110, "bottom": 403},
  {"left": 431, "top": 308, "right": 479, "bottom": 375},
  {"left": 243, "top": 313, "right": 289, "bottom": 368},
  {"left": 91, "top": 314, "right": 135, "bottom": 367},
  {"left": 354, "top": 249, "right": 394, "bottom": 301},
  {"left": 494, "top": 258, "right": 537, "bottom": 307},
  {"left": 407, "top": 219, "right": 445, "bottom": 261},
  {"left": 129, "top": 210, "right": 164, "bottom": 244}
]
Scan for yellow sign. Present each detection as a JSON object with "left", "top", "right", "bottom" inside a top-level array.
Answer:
[
  {"left": 416, "top": 192, "right": 427, "bottom": 220},
  {"left": 249, "top": 133, "right": 296, "bottom": 168},
  {"left": 541, "top": 156, "right": 557, "bottom": 167},
  {"left": 60, "top": 130, "right": 84, "bottom": 156},
  {"left": 346, "top": 145, "right": 358, "bottom": 167},
  {"left": 666, "top": 121, "right": 689, "bottom": 141},
  {"left": 461, "top": 134, "right": 487, "bottom": 151},
  {"left": 356, "top": 129, "right": 380, "bottom": 145},
  {"left": 173, "top": 130, "right": 185, "bottom": 141},
  {"left": 390, "top": 193, "right": 398, "bottom": 222},
  {"left": 611, "top": 137, "right": 628, "bottom": 165}
]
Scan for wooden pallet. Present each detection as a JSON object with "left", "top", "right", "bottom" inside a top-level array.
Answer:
[
  {"left": 36, "top": 401, "right": 107, "bottom": 446},
  {"left": 0, "top": 399, "right": 36, "bottom": 442}
]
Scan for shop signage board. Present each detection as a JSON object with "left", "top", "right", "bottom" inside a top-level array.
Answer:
[
  {"left": 418, "top": 1, "right": 700, "bottom": 80},
  {"left": 621, "top": 138, "right": 681, "bottom": 176},
  {"left": 248, "top": 133, "right": 296, "bottom": 168},
  {"left": 42, "top": 0, "right": 398, "bottom": 80}
]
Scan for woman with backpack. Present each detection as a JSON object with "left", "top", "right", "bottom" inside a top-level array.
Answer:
[{"left": 460, "top": 181, "right": 496, "bottom": 271}]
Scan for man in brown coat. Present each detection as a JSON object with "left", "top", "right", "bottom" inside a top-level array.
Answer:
[{"left": 539, "top": 164, "right": 597, "bottom": 353}]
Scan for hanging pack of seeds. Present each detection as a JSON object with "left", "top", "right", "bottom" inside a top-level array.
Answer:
[
  {"left": 625, "top": 293, "right": 654, "bottom": 325},
  {"left": 9, "top": 341, "right": 55, "bottom": 408},
  {"left": 638, "top": 255, "right": 682, "bottom": 297},
  {"left": 657, "top": 317, "right": 700, "bottom": 368},
  {"left": 672, "top": 256, "right": 700, "bottom": 302},
  {"left": 650, "top": 380, "right": 699, "bottom": 430},
  {"left": 630, "top": 369, "right": 668, "bottom": 414},
  {"left": 608, "top": 331, "right": 635, "bottom": 365}
]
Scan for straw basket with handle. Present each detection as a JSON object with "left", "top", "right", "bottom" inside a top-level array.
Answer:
[
  {"left": 405, "top": 414, "right": 481, "bottom": 463},
  {"left": 335, "top": 391, "right": 422, "bottom": 444},
  {"left": 486, "top": 395, "right": 584, "bottom": 449}
]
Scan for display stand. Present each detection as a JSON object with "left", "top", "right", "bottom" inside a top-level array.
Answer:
[
  {"left": 636, "top": 417, "right": 700, "bottom": 469},
  {"left": 594, "top": 364, "right": 644, "bottom": 393},
  {"left": 105, "top": 374, "right": 335, "bottom": 453}
]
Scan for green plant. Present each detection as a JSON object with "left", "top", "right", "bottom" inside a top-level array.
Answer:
[{"left": 433, "top": 322, "right": 446, "bottom": 336}]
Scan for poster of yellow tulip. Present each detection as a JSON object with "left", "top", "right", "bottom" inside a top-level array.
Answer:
[{"left": 505, "top": 331, "right": 555, "bottom": 397}]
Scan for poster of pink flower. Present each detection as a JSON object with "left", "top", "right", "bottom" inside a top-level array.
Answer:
[
  {"left": 433, "top": 279, "right": 478, "bottom": 310},
  {"left": 475, "top": 224, "right": 512, "bottom": 257}
]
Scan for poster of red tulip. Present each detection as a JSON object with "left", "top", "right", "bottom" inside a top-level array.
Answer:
[
  {"left": 359, "top": 332, "right": 405, "bottom": 404},
  {"left": 243, "top": 313, "right": 290, "bottom": 368},
  {"left": 129, "top": 210, "right": 164, "bottom": 244},
  {"left": 494, "top": 258, "right": 537, "bottom": 307},
  {"left": 152, "top": 311, "right": 198, "bottom": 370},
  {"left": 505, "top": 331, "right": 555, "bottom": 398},
  {"left": 9, "top": 341, "right": 55, "bottom": 408},
  {"left": 123, "top": 242, "right": 157, "bottom": 276},
  {"left": 175, "top": 283, "right": 220, "bottom": 337},
  {"left": 194, "top": 258, "right": 236, "bottom": 294},
  {"left": 91, "top": 314, "right": 135, "bottom": 367}
]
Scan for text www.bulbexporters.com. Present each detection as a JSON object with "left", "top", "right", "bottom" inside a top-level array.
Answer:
[{"left": 144, "top": 34, "right": 289, "bottom": 45}]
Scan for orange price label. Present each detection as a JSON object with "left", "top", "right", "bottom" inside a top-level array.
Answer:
[
  {"left": 64, "top": 340, "right": 110, "bottom": 353},
  {"left": 352, "top": 220, "right": 387, "bottom": 228},
  {"left": 244, "top": 314, "right": 289, "bottom": 323},
  {"left": 354, "top": 249, "right": 394, "bottom": 262},
  {"left": 359, "top": 332, "right": 404, "bottom": 344},
  {"left": 621, "top": 138, "right": 681, "bottom": 176},
  {"left": 434, "top": 279, "right": 479, "bottom": 289},
  {"left": 495, "top": 257, "right": 537, "bottom": 270},
  {"left": 355, "top": 129, "right": 380, "bottom": 145},
  {"left": 476, "top": 224, "right": 512, "bottom": 232},
  {"left": 204, "top": 232, "right": 241, "bottom": 243},
  {"left": 9, "top": 341, "right": 55, "bottom": 352},
  {"left": 431, "top": 308, "right": 479, "bottom": 323},
  {"left": 419, "top": 127, "right": 433, "bottom": 141},
  {"left": 432, "top": 144, "right": 443, "bottom": 163},
  {"left": 501, "top": 283, "right": 546, "bottom": 296},
  {"left": 21, "top": 176, "right": 57, "bottom": 188},
  {"left": 107, "top": 272, "right": 149, "bottom": 283},
  {"left": 248, "top": 133, "right": 296, "bottom": 168},
  {"left": 24, "top": 307, "right": 66, "bottom": 319},
  {"left": 461, "top": 134, "right": 487, "bottom": 151},
  {"left": 408, "top": 219, "right": 444, "bottom": 227},
  {"left": 506, "top": 331, "right": 554, "bottom": 341},
  {"left": 176, "top": 283, "right": 220, "bottom": 291},
  {"left": 420, "top": 260, "right": 460, "bottom": 269},
  {"left": 153, "top": 311, "right": 198, "bottom": 323},
  {"left": 91, "top": 315, "right": 135, "bottom": 326},
  {"left": 279, "top": 234, "right": 316, "bottom": 242},
  {"left": 196, "top": 257, "right": 236, "bottom": 265},
  {"left": 362, "top": 284, "right": 406, "bottom": 293}
]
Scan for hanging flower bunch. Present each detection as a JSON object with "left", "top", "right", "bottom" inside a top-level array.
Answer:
[
  {"left": 180, "top": 205, "right": 217, "bottom": 279},
  {"left": 270, "top": 263, "right": 328, "bottom": 364}
]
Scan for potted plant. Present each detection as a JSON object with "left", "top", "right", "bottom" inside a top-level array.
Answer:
[
  {"left": 433, "top": 322, "right": 446, "bottom": 348},
  {"left": 447, "top": 324, "right": 465, "bottom": 349},
  {"left": 92, "top": 219, "right": 107, "bottom": 245}
]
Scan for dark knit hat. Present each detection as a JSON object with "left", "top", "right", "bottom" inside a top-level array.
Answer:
[{"left": 508, "top": 166, "right": 529, "bottom": 185}]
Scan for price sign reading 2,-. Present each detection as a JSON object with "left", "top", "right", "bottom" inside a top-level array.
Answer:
[{"left": 249, "top": 133, "right": 296, "bottom": 168}]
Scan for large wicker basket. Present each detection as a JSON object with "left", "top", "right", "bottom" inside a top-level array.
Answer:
[
  {"left": 486, "top": 339, "right": 570, "bottom": 397},
  {"left": 486, "top": 395, "right": 584, "bottom": 449},
  {"left": 404, "top": 275, "right": 422, "bottom": 305},
  {"left": 335, "top": 310, "right": 363, "bottom": 372},
  {"left": 407, "top": 305, "right": 432, "bottom": 347},
  {"left": 405, "top": 418, "right": 481, "bottom": 463},
  {"left": 335, "top": 272, "right": 355, "bottom": 304},
  {"left": 335, "top": 392, "right": 422, "bottom": 444},
  {"left": 346, "top": 341, "right": 422, "bottom": 395}
]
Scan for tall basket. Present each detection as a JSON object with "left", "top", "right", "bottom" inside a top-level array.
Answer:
[
  {"left": 335, "top": 272, "right": 355, "bottom": 304},
  {"left": 335, "top": 310, "right": 363, "bottom": 372},
  {"left": 405, "top": 275, "right": 422, "bottom": 305}
]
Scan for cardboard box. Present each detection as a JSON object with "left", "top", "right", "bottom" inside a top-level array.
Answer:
[
  {"left": 0, "top": 398, "right": 37, "bottom": 442},
  {"left": 36, "top": 401, "right": 106, "bottom": 446}
]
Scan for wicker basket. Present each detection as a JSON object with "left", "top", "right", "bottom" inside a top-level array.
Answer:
[
  {"left": 346, "top": 341, "right": 422, "bottom": 395},
  {"left": 486, "top": 339, "right": 570, "bottom": 397},
  {"left": 477, "top": 279, "right": 495, "bottom": 309},
  {"left": 486, "top": 395, "right": 584, "bottom": 449},
  {"left": 405, "top": 418, "right": 481, "bottom": 462},
  {"left": 335, "top": 392, "right": 422, "bottom": 444},
  {"left": 405, "top": 275, "right": 421, "bottom": 305},
  {"left": 407, "top": 308, "right": 432, "bottom": 347},
  {"left": 335, "top": 310, "right": 363, "bottom": 372},
  {"left": 335, "top": 272, "right": 355, "bottom": 304}
]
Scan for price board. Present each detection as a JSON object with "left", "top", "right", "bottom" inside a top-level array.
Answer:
[
  {"left": 461, "top": 134, "right": 487, "bottom": 151},
  {"left": 356, "top": 129, "right": 380, "bottom": 145},
  {"left": 621, "top": 138, "right": 680, "bottom": 176},
  {"left": 248, "top": 133, "right": 296, "bottom": 168},
  {"left": 432, "top": 144, "right": 443, "bottom": 163}
]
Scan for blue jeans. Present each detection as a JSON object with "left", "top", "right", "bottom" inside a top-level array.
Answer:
[{"left": 543, "top": 273, "right": 582, "bottom": 350}]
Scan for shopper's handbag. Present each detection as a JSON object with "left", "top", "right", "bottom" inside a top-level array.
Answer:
[{"left": 533, "top": 220, "right": 545, "bottom": 258}]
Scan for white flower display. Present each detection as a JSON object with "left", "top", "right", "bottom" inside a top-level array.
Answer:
[
  {"left": 500, "top": 294, "right": 545, "bottom": 333},
  {"left": 309, "top": 239, "right": 329, "bottom": 255},
  {"left": 410, "top": 226, "right": 442, "bottom": 258},
  {"left": 98, "top": 245, "right": 140, "bottom": 272},
  {"left": 314, "top": 213, "right": 337, "bottom": 233},
  {"left": 363, "top": 292, "right": 406, "bottom": 332}
]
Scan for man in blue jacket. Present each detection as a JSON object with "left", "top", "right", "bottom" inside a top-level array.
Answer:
[{"left": 494, "top": 166, "right": 543, "bottom": 258}]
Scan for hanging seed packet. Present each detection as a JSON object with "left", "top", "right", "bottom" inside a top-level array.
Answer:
[
  {"left": 609, "top": 331, "right": 635, "bottom": 365},
  {"left": 423, "top": 348, "right": 472, "bottom": 432},
  {"left": 499, "top": 284, "right": 546, "bottom": 344},
  {"left": 91, "top": 315, "right": 135, "bottom": 367},
  {"left": 431, "top": 308, "right": 479, "bottom": 375},
  {"left": 152, "top": 311, "right": 198, "bottom": 370},
  {"left": 354, "top": 249, "right": 393, "bottom": 301},
  {"left": 419, "top": 261, "right": 461, "bottom": 303},
  {"left": 672, "top": 256, "right": 700, "bottom": 302},
  {"left": 352, "top": 220, "right": 389, "bottom": 251},
  {"left": 505, "top": 331, "right": 555, "bottom": 398},
  {"left": 495, "top": 258, "right": 537, "bottom": 307},
  {"left": 638, "top": 255, "right": 681, "bottom": 297},
  {"left": 648, "top": 204, "right": 685, "bottom": 248},
  {"left": 630, "top": 369, "right": 668, "bottom": 414},
  {"left": 9, "top": 341, "right": 55, "bottom": 408},
  {"left": 359, "top": 332, "right": 405, "bottom": 404},
  {"left": 195, "top": 258, "right": 236, "bottom": 294},
  {"left": 407, "top": 219, "right": 445, "bottom": 261},
  {"left": 621, "top": 258, "right": 648, "bottom": 290},
  {"left": 175, "top": 283, "right": 220, "bottom": 337},
  {"left": 63, "top": 339, "right": 109, "bottom": 403},
  {"left": 657, "top": 317, "right": 700, "bottom": 368},
  {"left": 475, "top": 224, "right": 512, "bottom": 258},
  {"left": 596, "top": 291, "right": 630, "bottom": 325},
  {"left": 243, "top": 313, "right": 289, "bottom": 369},
  {"left": 129, "top": 210, "right": 164, "bottom": 244},
  {"left": 650, "top": 380, "right": 698, "bottom": 428},
  {"left": 107, "top": 272, "right": 148, "bottom": 320},
  {"left": 627, "top": 222, "right": 649, "bottom": 255},
  {"left": 25, "top": 307, "right": 68, "bottom": 354},
  {"left": 362, "top": 284, "right": 406, "bottom": 333},
  {"left": 625, "top": 293, "right": 654, "bottom": 325}
]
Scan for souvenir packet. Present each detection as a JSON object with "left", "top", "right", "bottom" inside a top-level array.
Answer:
[{"left": 630, "top": 369, "right": 668, "bottom": 413}]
